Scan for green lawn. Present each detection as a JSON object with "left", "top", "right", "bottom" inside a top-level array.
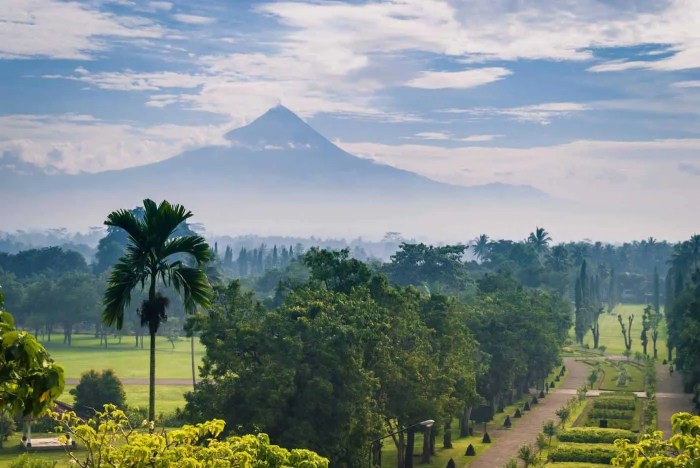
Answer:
[
  {"left": 580, "top": 304, "right": 667, "bottom": 358},
  {"left": 598, "top": 361, "right": 645, "bottom": 392},
  {"left": 0, "top": 433, "right": 77, "bottom": 467},
  {"left": 62, "top": 384, "right": 191, "bottom": 415},
  {"left": 41, "top": 334, "right": 204, "bottom": 380}
]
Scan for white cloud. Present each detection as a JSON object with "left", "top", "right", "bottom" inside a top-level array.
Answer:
[
  {"left": 0, "top": 114, "right": 230, "bottom": 173},
  {"left": 457, "top": 134, "right": 502, "bottom": 142},
  {"left": 43, "top": 70, "right": 208, "bottom": 91},
  {"left": 405, "top": 68, "right": 511, "bottom": 89},
  {"left": 149, "top": 1, "right": 173, "bottom": 11},
  {"left": 408, "top": 132, "right": 501, "bottom": 142},
  {"left": 172, "top": 14, "right": 216, "bottom": 25},
  {"left": 672, "top": 80, "right": 700, "bottom": 88},
  {"left": 0, "top": 0, "right": 165, "bottom": 59},
  {"left": 258, "top": 0, "right": 700, "bottom": 68},
  {"left": 412, "top": 132, "right": 450, "bottom": 140},
  {"left": 442, "top": 102, "right": 589, "bottom": 125}
]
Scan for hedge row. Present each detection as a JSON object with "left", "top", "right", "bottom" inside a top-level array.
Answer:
[
  {"left": 558, "top": 427, "right": 637, "bottom": 444},
  {"left": 549, "top": 443, "right": 618, "bottom": 464},
  {"left": 588, "top": 408, "right": 634, "bottom": 420},
  {"left": 592, "top": 398, "right": 636, "bottom": 410},
  {"left": 583, "top": 418, "right": 633, "bottom": 430}
]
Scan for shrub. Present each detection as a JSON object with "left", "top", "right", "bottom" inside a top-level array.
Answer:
[
  {"left": 588, "top": 408, "right": 634, "bottom": 420},
  {"left": 584, "top": 418, "right": 633, "bottom": 430},
  {"left": 593, "top": 398, "right": 636, "bottom": 410},
  {"left": 51, "top": 405, "right": 329, "bottom": 467},
  {"left": 558, "top": 427, "right": 637, "bottom": 444},
  {"left": 548, "top": 443, "right": 618, "bottom": 464},
  {"left": 70, "top": 369, "right": 126, "bottom": 415},
  {"left": 9, "top": 454, "right": 57, "bottom": 468},
  {"left": 0, "top": 410, "right": 16, "bottom": 445}
]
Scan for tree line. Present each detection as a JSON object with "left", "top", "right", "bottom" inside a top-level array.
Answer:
[{"left": 183, "top": 247, "right": 572, "bottom": 468}]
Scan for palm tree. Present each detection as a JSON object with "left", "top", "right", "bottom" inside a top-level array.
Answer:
[
  {"left": 102, "top": 199, "right": 213, "bottom": 422},
  {"left": 527, "top": 226, "right": 551, "bottom": 253},
  {"left": 472, "top": 234, "right": 490, "bottom": 262}
]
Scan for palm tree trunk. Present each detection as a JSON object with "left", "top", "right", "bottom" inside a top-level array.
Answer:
[
  {"left": 149, "top": 328, "right": 156, "bottom": 424},
  {"left": 191, "top": 335, "right": 196, "bottom": 390},
  {"left": 148, "top": 278, "right": 157, "bottom": 425}
]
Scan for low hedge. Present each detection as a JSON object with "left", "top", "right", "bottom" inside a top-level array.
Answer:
[
  {"left": 592, "top": 398, "right": 636, "bottom": 410},
  {"left": 588, "top": 408, "right": 634, "bottom": 420},
  {"left": 583, "top": 418, "right": 633, "bottom": 430},
  {"left": 549, "top": 443, "right": 618, "bottom": 464},
  {"left": 558, "top": 427, "right": 637, "bottom": 444}
]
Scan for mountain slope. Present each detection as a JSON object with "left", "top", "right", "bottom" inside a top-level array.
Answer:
[{"left": 1, "top": 105, "right": 550, "bottom": 231}]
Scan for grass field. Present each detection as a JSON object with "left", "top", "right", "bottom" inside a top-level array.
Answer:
[
  {"left": 580, "top": 304, "right": 668, "bottom": 357},
  {"left": 38, "top": 333, "right": 202, "bottom": 414},
  {"left": 0, "top": 433, "right": 77, "bottom": 467},
  {"left": 41, "top": 334, "right": 204, "bottom": 380},
  {"left": 61, "top": 384, "right": 192, "bottom": 414},
  {"left": 597, "top": 361, "right": 645, "bottom": 392}
]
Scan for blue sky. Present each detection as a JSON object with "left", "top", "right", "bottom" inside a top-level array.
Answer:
[{"left": 1, "top": 0, "right": 700, "bottom": 238}]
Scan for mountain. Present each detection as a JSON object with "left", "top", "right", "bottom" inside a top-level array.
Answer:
[{"left": 0, "top": 106, "right": 550, "bottom": 234}]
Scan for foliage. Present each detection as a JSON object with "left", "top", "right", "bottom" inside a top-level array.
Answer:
[
  {"left": 517, "top": 443, "right": 538, "bottom": 467},
  {"left": 589, "top": 408, "right": 634, "bottom": 420},
  {"left": 543, "top": 420, "right": 558, "bottom": 445},
  {"left": 549, "top": 443, "right": 618, "bottom": 464},
  {"left": 69, "top": 369, "right": 126, "bottom": 415},
  {"left": 384, "top": 243, "right": 469, "bottom": 292},
  {"left": 558, "top": 428, "right": 637, "bottom": 444},
  {"left": 612, "top": 412, "right": 700, "bottom": 467},
  {"left": 593, "top": 397, "right": 636, "bottom": 410},
  {"left": 51, "top": 405, "right": 328, "bottom": 467},
  {"left": 0, "top": 409, "right": 15, "bottom": 443},
  {"left": 0, "top": 293, "right": 64, "bottom": 447},
  {"left": 8, "top": 454, "right": 57, "bottom": 468}
]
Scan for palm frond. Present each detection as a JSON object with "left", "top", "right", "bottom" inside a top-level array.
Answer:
[
  {"left": 143, "top": 199, "right": 193, "bottom": 248},
  {"left": 161, "top": 235, "right": 212, "bottom": 265},
  {"left": 104, "top": 209, "right": 145, "bottom": 246},
  {"left": 170, "top": 266, "right": 213, "bottom": 313},
  {"left": 102, "top": 261, "right": 142, "bottom": 329}
]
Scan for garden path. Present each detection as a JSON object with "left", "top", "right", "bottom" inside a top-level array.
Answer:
[
  {"left": 655, "top": 363, "right": 694, "bottom": 437},
  {"left": 468, "top": 357, "right": 588, "bottom": 468}
]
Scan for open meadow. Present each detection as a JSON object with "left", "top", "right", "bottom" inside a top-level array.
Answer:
[
  {"left": 578, "top": 304, "right": 667, "bottom": 358},
  {"left": 41, "top": 333, "right": 204, "bottom": 413}
]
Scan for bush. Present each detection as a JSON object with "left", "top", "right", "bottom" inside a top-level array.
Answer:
[
  {"left": 593, "top": 398, "right": 636, "bottom": 410},
  {"left": 588, "top": 408, "right": 634, "bottom": 420},
  {"left": 9, "top": 454, "right": 57, "bottom": 468},
  {"left": 583, "top": 418, "right": 633, "bottom": 430},
  {"left": 548, "top": 443, "right": 618, "bottom": 464},
  {"left": 1, "top": 410, "right": 16, "bottom": 445},
  {"left": 558, "top": 427, "right": 637, "bottom": 444},
  {"left": 70, "top": 369, "right": 126, "bottom": 415},
  {"left": 51, "top": 405, "right": 328, "bottom": 467}
]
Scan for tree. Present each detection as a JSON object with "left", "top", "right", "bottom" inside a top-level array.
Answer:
[
  {"left": 185, "top": 281, "right": 385, "bottom": 467},
  {"left": 385, "top": 243, "right": 468, "bottom": 292},
  {"left": 471, "top": 234, "right": 490, "bottom": 262},
  {"left": 101, "top": 199, "right": 213, "bottom": 423},
  {"left": 517, "top": 444, "right": 538, "bottom": 467},
  {"left": 70, "top": 369, "right": 126, "bottom": 415},
  {"left": 641, "top": 306, "right": 651, "bottom": 356},
  {"left": 527, "top": 226, "right": 551, "bottom": 253},
  {"left": 0, "top": 293, "right": 65, "bottom": 448},
  {"left": 51, "top": 405, "right": 329, "bottom": 468},
  {"left": 612, "top": 412, "right": 700, "bottom": 466},
  {"left": 618, "top": 314, "right": 634, "bottom": 355},
  {"left": 542, "top": 420, "right": 557, "bottom": 446}
]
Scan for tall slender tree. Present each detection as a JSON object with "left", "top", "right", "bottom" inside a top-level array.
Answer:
[{"left": 101, "top": 199, "right": 213, "bottom": 422}]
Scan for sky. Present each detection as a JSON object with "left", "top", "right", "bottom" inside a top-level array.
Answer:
[{"left": 1, "top": 0, "right": 700, "bottom": 240}]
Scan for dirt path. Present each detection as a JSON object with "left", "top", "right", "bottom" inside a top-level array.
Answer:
[
  {"left": 655, "top": 363, "right": 694, "bottom": 437},
  {"left": 468, "top": 357, "right": 588, "bottom": 468}
]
